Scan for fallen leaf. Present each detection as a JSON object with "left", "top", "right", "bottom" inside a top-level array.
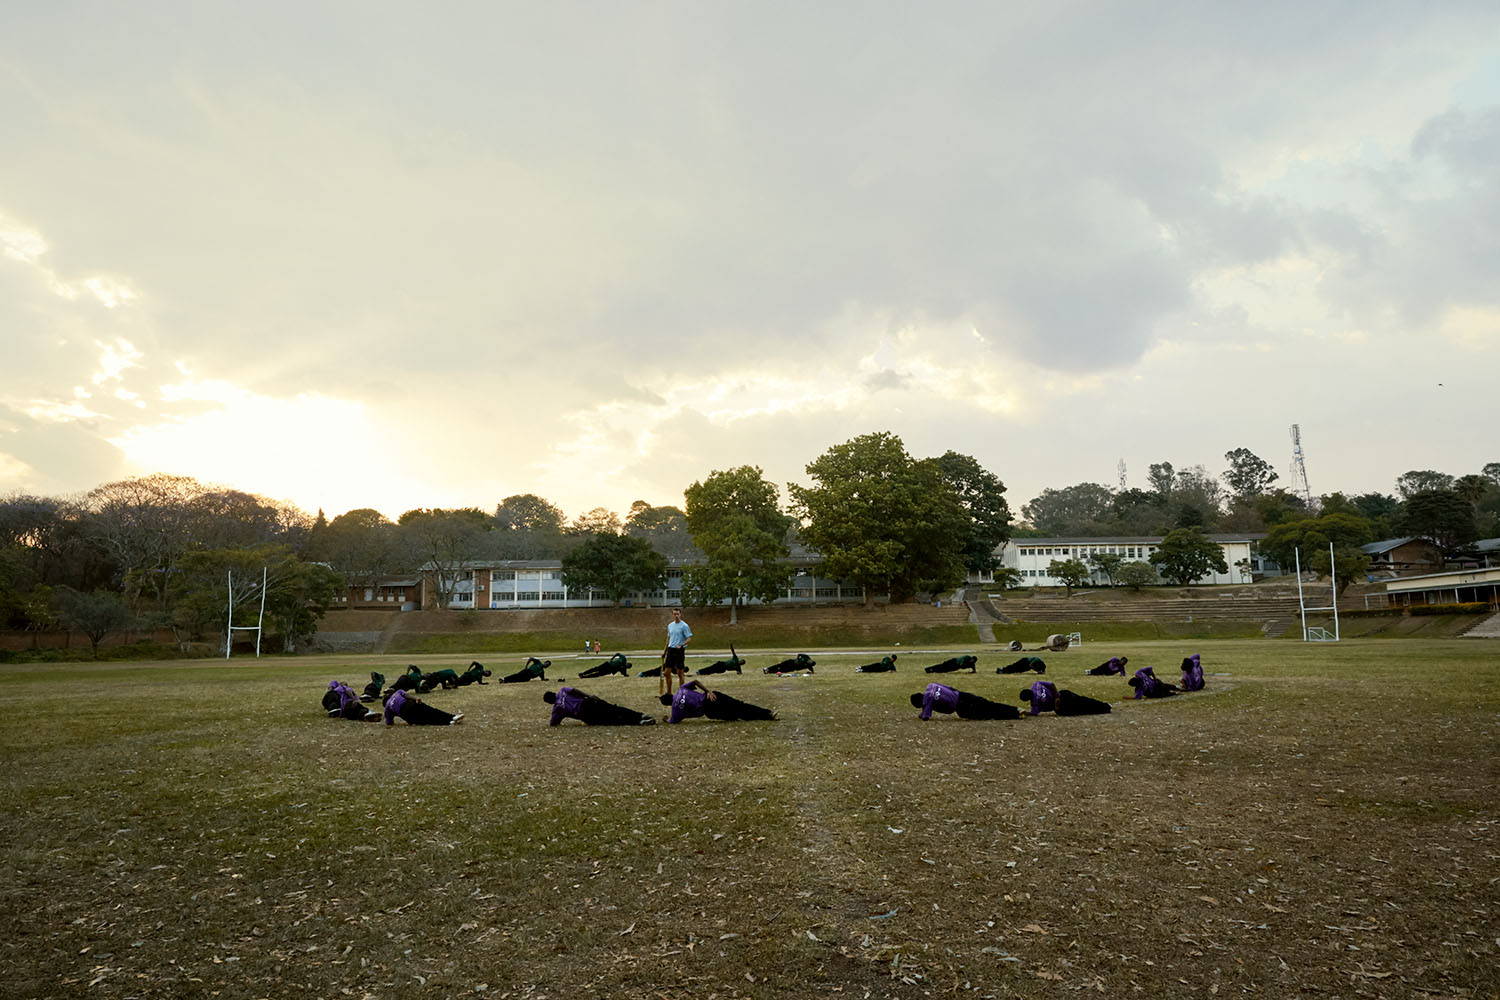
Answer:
[{"left": 1020, "top": 924, "right": 1048, "bottom": 934}]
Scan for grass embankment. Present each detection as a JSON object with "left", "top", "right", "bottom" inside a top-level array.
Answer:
[
  {"left": 391, "top": 624, "right": 978, "bottom": 656},
  {"left": 2, "top": 640, "right": 1497, "bottom": 998}
]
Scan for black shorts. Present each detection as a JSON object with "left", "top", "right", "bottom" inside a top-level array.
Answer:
[{"left": 664, "top": 646, "right": 686, "bottom": 672}]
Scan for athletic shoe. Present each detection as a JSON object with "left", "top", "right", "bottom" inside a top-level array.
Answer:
[{"left": 451, "top": 714, "right": 465, "bottom": 725}]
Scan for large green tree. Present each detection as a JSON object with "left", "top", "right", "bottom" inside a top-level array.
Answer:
[
  {"left": 932, "top": 451, "right": 1012, "bottom": 573},
  {"left": 560, "top": 533, "right": 669, "bottom": 605},
  {"left": 1262, "top": 513, "right": 1374, "bottom": 588},
  {"left": 492, "top": 494, "right": 569, "bottom": 559},
  {"left": 624, "top": 502, "right": 697, "bottom": 560},
  {"left": 398, "top": 508, "right": 491, "bottom": 609},
  {"left": 788, "top": 432, "right": 968, "bottom": 605},
  {"left": 1223, "top": 448, "right": 1279, "bottom": 499},
  {"left": 1047, "top": 557, "right": 1090, "bottom": 596},
  {"left": 682, "top": 466, "right": 792, "bottom": 622},
  {"left": 1149, "top": 528, "right": 1229, "bottom": 585},
  {"left": 53, "top": 587, "right": 134, "bottom": 659},
  {"left": 1395, "top": 470, "right": 1455, "bottom": 499},
  {"left": 309, "top": 508, "right": 406, "bottom": 598},
  {"left": 174, "top": 545, "right": 341, "bottom": 652},
  {"left": 1021, "top": 482, "right": 1113, "bottom": 536},
  {"left": 1399, "top": 489, "right": 1478, "bottom": 552}
]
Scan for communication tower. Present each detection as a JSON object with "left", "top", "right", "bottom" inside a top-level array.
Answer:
[
  {"left": 1117, "top": 458, "right": 1127, "bottom": 492},
  {"left": 1289, "top": 424, "right": 1315, "bottom": 511}
]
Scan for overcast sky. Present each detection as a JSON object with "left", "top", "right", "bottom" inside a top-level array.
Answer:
[{"left": 3, "top": 2, "right": 1498, "bottom": 524}]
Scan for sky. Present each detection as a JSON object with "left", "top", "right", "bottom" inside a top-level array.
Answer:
[{"left": 3, "top": 2, "right": 1498, "bottom": 525}]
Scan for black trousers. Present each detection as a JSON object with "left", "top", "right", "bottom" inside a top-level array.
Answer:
[
  {"left": 576, "top": 695, "right": 653, "bottom": 726},
  {"left": 580, "top": 661, "right": 631, "bottom": 678},
  {"left": 703, "top": 691, "right": 776, "bottom": 722},
  {"left": 401, "top": 700, "right": 456, "bottom": 725},
  {"left": 1085, "top": 662, "right": 1120, "bottom": 676},
  {"left": 856, "top": 662, "right": 895, "bottom": 673},
  {"left": 924, "top": 660, "right": 973, "bottom": 673},
  {"left": 1055, "top": 690, "right": 1112, "bottom": 715},
  {"left": 954, "top": 691, "right": 1020, "bottom": 720},
  {"left": 999, "top": 657, "right": 1044, "bottom": 674},
  {"left": 696, "top": 661, "right": 739, "bottom": 675}
]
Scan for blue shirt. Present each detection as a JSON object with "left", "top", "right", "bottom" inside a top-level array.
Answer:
[{"left": 666, "top": 618, "right": 692, "bottom": 648}]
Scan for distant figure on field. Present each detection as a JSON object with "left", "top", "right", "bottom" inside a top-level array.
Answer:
[
  {"left": 1128, "top": 667, "right": 1177, "bottom": 700},
  {"left": 382, "top": 689, "right": 463, "bottom": 726},
  {"left": 764, "top": 653, "right": 815, "bottom": 675},
  {"left": 697, "top": 646, "right": 745, "bottom": 675},
  {"left": 998, "top": 656, "right": 1046, "bottom": 674},
  {"left": 545, "top": 686, "right": 656, "bottom": 726},
  {"left": 579, "top": 653, "right": 633, "bottom": 678},
  {"left": 911, "top": 683, "right": 1020, "bottom": 721},
  {"left": 453, "top": 661, "right": 492, "bottom": 686},
  {"left": 661, "top": 608, "right": 692, "bottom": 696},
  {"left": 660, "top": 680, "right": 776, "bottom": 724},
  {"left": 1019, "top": 679, "right": 1058, "bottom": 715},
  {"left": 1086, "top": 656, "right": 1128, "bottom": 677},
  {"left": 924, "top": 655, "right": 978, "bottom": 674},
  {"left": 1179, "top": 654, "right": 1204, "bottom": 692},
  {"left": 499, "top": 657, "right": 550, "bottom": 684},
  {"left": 1032, "top": 633, "right": 1071, "bottom": 652},
  {"left": 324, "top": 681, "right": 380, "bottom": 721},
  {"left": 855, "top": 654, "right": 898, "bottom": 673}
]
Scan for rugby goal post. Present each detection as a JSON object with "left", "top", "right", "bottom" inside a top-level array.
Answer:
[
  {"left": 1294, "top": 545, "right": 1340, "bottom": 642},
  {"left": 226, "top": 567, "right": 268, "bottom": 659}
]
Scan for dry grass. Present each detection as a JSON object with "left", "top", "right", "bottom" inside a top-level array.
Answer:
[{"left": 2, "top": 640, "right": 1498, "bottom": 999}]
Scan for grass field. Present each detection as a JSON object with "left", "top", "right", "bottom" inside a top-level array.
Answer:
[{"left": 3, "top": 640, "right": 1498, "bottom": 999}]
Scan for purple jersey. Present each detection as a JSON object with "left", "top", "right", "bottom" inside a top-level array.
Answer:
[
  {"left": 920, "top": 682, "right": 960, "bottom": 720},
  {"left": 1180, "top": 654, "right": 1204, "bottom": 692},
  {"left": 550, "top": 686, "right": 586, "bottom": 726},
  {"left": 668, "top": 684, "right": 709, "bottom": 724},
  {"left": 1027, "top": 680, "right": 1058, "bottom": 715},
  {"left": 1131, "top": 667, "right": 1158, "bottom": 700},
  {"left": 383, "top": 688, "right": 409, "bottom": 725}
]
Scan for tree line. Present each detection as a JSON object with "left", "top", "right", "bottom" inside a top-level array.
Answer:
[
  {"left": 3, "top": 438, "right": 1496, "bottom": 654},
  {"left": 0, "top": 432, "right": 1012, "bottom": 652}
]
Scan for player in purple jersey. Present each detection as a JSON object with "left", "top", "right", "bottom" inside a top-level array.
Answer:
[
  {"left": 544, "top": 687, "right": 656, "bottom": 726},
  {"left": 660, "top": 680, "right": 776, "bottom": 723},
  {"left": 1179, "top": 654, "right": 1204, "bottom": 692},
  {"left": 911, "top": 683, "right": 1020, "bottom": 721},
  {"left": 1086, "top": 656, "right": 1128, "bottom": 676}
]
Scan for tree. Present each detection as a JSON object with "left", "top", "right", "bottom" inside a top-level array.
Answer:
[
  {"left": 1171, "top": 465, "right": 1226, "bottom": 529},
  {"left": 54, "top": 588, "right": 134, "bottom": 659},
  {"left": 493, "top": 494, "right": 568, "bottom": 558},
  {"left": 1262, "top": 513, "right": 1374, "bottom": 587},
  {"left": 1395, "top": 470, "right": 1455, "bottom": 499},
  {"left": 624, "top": 502, "right": 697, "bottom": 560},
  {"left": 682, "top": 466, "right": 793, "bottom": 623},
  {"left": 311, "top": 508, "right": 406, "bottom": 598},
  {"left": 1399, "top": 489, "right": 1478, "bottom": 552},
  {"left": 173, "top": 545, "right": 341, "bottom": 652},
  {"left": 1147, "top": 461, "right": 1176, "bottom": 501},
  {"left": 1110, "top": 488, "right": 1167, "bottom": 534},
  {"left": 1149, "top": 528, "right": 1229, "bottom": 585},
  {"left": 788, "top": 432, "right": 968, "bottom": 605},
  {"left": 1116, "top": 561, "right": 1158, "bottom": 591},
  {"left": 1252, "top": 490, "right": 1310, "bottom": 528},
  {"left": 1483, "top": 462, "right": 1500, "bottom": 488},
  {"left": 1020, "top": 483, "right": 1113, "bottom": 536},
  {"left": 569, "top": 507, "right": 622, "bottom": 539},
  {"left": 1087, "top": 550, "right": 1124, "bottom": 586},
  {"left": 560, "top": 533, "right": 668, "bottom": 605},
  {"left": 1047, "top": 557, "right": 1090, "bottom": 596},
  {"left": 932, "top": 451, "right": 1012, "bottom": 573},
  {"left": 84, "top": 474, "right": 210, "bottom": 610},
  {"left": 1223, "top": 448, "right": 1279, "bottom": 499},
  {"left": 398, "top": 508, "right": 491, "bottom": 609},
  {"left": 991, "top": 566, "right": 1023, "bottom": 590}
]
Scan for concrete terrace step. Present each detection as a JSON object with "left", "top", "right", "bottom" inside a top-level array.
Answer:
[
  {"left": 1459, "top": 612, "right": 1500, "bottom": 638},
  {"left": 990, "top": 595, "right": 1308, "bottom": 623}
]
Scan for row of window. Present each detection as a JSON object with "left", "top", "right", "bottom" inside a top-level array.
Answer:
[{"left": 1019, "top": 546, "right": 1153, "bottom": 560}]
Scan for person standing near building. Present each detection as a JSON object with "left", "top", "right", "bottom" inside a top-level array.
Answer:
[{"left": 661, "top": 607, "right": 692, "bottom": 697}]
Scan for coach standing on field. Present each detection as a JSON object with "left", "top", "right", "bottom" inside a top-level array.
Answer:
[{"left": 661, "top": 607, "right": 692, "bottom": 697}]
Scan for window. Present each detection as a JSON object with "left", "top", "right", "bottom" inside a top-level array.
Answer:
[
  {"left": 790, "top": 588, "right": 812, "bottom": 598},
  {"left": 516, "top": 591, "right": 540, "bottom": 601},
  {"left": 494, "top": 570, "right": 516, "bottom": 581},
  {"left": 540, "top": 592, "right": 564, "bottom": 601},
  {"left": 666, "top": 589, "right": 681, "bottom": 599},
  {"left": 815, "top": 587, "right": 836, "bottom": 597},
  {"left": 589, "top": 592, "right": 608, "bottom": 601}
]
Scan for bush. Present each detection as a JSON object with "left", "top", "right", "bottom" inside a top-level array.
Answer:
[{"left": 1410, "top": 602, "right": 1493, "bottom": 616}]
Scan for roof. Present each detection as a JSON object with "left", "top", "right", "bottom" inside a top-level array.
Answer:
[
  {"left": 1005, "top": 534, "right": 1265, "bottom": 545},
  {"left": 1360, "top": 537, "right": 1433, "bottom": 556}
]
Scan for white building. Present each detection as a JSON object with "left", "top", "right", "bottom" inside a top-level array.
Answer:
[{"left": 980, "top": 534, "right": 1261, "bottom": 587}]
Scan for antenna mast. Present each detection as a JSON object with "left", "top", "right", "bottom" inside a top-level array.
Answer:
[
  {"left": 1289, "top": 423, "right": 1315, "bottom": 511},
  {"left": 1117, "top": 458, "right": 1127, "bottom": 491}
]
